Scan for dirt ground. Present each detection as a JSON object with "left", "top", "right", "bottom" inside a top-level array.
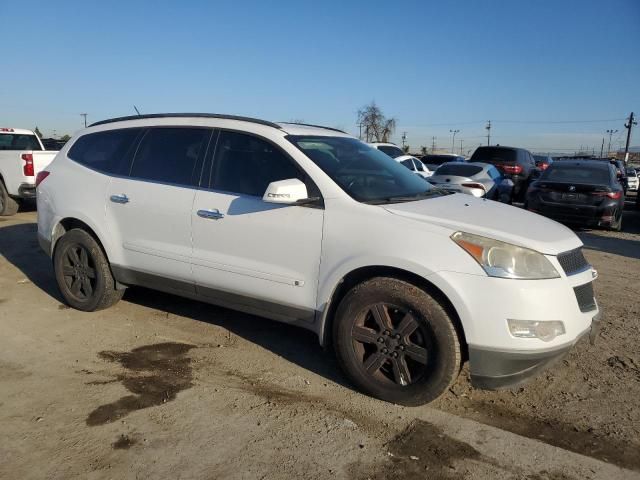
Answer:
[{"left": 1, "top": 198, "right": 639, "bottom": 480}]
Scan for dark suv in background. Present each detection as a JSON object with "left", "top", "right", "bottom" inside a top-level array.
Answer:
[{"left": 470, "top": 146, "right": 539, "bottom": 201}]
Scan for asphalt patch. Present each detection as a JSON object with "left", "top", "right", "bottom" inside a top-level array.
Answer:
[{"left": 86, "top": 342, "right": 195, "bottom": 426}]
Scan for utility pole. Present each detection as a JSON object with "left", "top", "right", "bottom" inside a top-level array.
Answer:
[
  {"left": 357, "top": 123, "right": 363, "bottom": 140},
  {"left": 485, "top": 121, "right": 491, "bottom": 146},
  {"left": 606, "top": 129, "right": 618, "bottom": 157},
  {"left": 401, "top": 132, "right": 407, "bottom": 149},
  {"left": 459, "top": 139, "right": 463, "bottom": 155},
  {"left": 623, "top": 112, "right": 637, "bottom": 164},
  {"left": 449, "top": 129, "right": 460, "bottom": 153},
  {"left": 431, "top": 136, "right": 437, "bottom": 153},
  {"left": 80, "top": 113, "right": 88, "bottom": 128},
  {"left": 600, "top": 137, "right": 604, "bottom": 158}
]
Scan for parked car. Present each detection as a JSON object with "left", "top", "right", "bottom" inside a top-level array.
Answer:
[
  {"left": 0, "top": 127, "right": 58, "bottom": 215},
  {"left": 37, "top": 113, "right": 600, "bottom": 406},
  {"left": 533, "top": 154, "right": 554, "bottom": 171},
  {"left": 626, "top": 168, "right": 639, "bottom": 192},
  {"left": 369, "top": 142, "right": 432, "bottom": 178},
  {"left": 420, "top": 153, "right": 465, "bottom": 171},
  {"left": 470, "top": 146, "right": 540, "bottom": 202},
  {"left": 526, "top": 160, "right": 624, "bottom": 231},
  {"left": 610, "top": 159, "right": 628, "bottom": 193},
  {"left": 369, "top": 142, "right": 405, "bottom": 159},
  {"left": 395, "top": 155, "right": 432, "bottom": 179},
  {"left": 427, "top": 162, "right": 511, "bottom": 201}
]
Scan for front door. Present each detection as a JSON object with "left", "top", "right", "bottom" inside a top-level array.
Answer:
[{"left": 191, "top": 130, "right": 323, "bottom": 322}]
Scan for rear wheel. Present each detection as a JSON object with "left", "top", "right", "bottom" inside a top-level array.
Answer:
[
  {"left": 0, "top": 180, "right": 19, "bottom": 216},
  {"left": 610, "top": 211, "right": 623, "bottom": 232},
  {"left": 333, "top": 277, "right": 461, "bottom": 406},
  {"left": 53, "top": 229, "right": 124, "bottom": 311}
]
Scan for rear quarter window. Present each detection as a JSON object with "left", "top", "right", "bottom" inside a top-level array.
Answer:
[{"left": 68, "top": 128, "right": 142, "bottom": 174}]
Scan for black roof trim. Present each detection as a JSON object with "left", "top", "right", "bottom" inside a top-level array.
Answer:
[
  {"left": 279, "top": 122, "right": 347, "bottom": 134},
  {"left": 89, "top": 113, "right": 282, "bottom": 129}
]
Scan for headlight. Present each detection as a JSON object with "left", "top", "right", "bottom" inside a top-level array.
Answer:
[{"left": 451, "top": 231, "right": 560, "bottom": 279}]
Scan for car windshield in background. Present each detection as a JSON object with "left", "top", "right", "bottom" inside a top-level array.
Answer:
[
  {"left": 377, "top": 145, "right": 405, "bottom": 158},
  {"left": 422, "top": 155, "right": 460, "bottom": 166},
  {"left": 288, "top": 136, "right": 439, "bottom": 204},
  {"left": 541, "top": 164, "right": 610, "bottom": 185},
  {"left": 0, "top": 133, "right": 42, "bottom": 151},
  {"left": 471, "top": 148, "right": 516, "bottom": 163},
  {"left": 435, "top": 164, "right": 483, "bottom": 177},
  {"left": 626, "top": 169, "right": 637, "bottom": 177}
]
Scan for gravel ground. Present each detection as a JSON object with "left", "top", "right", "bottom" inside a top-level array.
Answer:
[{"left": 0, "top": 199, "right": 638, "bottom": 479}]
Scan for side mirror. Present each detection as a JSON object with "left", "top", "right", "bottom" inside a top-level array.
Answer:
[{"left": 263, "top": 178, "right": 310, "bottom": 205}]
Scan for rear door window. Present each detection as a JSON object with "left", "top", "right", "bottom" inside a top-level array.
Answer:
[
  {"left": 130, "top": 128, "right": 210, "bottom": 186},
  {"left": 68, "top": 128, "right": 142, "bottom": 174},
  {"left": 0, "top": 134, "right": 42, "bottom": 151},
  {"left": 401, "top": 159, "right": 415, "bottom": 170},
  {"left": 211, "top": 130, "right": 303, "bottom": 197}
]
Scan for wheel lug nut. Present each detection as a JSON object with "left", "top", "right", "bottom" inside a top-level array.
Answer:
[
  {"left": 399, "top": 345, "right": 405, "bottom": 351},
  {"left": 382, "top": 348, "right": 388, "bottom": 354},
  {"left": 378, "top": 337, "right": 384, "bottom": 343},
  {"left": 384, "top": 330, "right": 390, "bottom": 336},
  {"left": 394, "top": 334, "right": 401, "bottom": 339},
  {"left": 392, "top": 352, "right": 398, "bottom": 358}
]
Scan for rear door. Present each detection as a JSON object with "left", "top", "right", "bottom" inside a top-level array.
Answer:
[
  {"left": 191, "top": 130, "right": 324, "bottom": 322},
  {"left": 105, "top": 127, "right": 212, "bottom": 292}
]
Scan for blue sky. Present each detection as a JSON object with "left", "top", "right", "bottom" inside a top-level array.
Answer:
[{"left": 1, "top": 0, "right": 638, "bottom": 153}]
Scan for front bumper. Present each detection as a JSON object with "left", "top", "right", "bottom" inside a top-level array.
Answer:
[{"left": 469, "top": 311, "right": 600, "bottom": 389}]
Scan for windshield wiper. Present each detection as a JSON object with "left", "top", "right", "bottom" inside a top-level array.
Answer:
[{"left": 364, "top": 190, "right": 444, "bottom": 205}]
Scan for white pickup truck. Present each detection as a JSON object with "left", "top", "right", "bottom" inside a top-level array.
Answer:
[{"left": 0, "top": 128, "right": 58, "bottom": 215}]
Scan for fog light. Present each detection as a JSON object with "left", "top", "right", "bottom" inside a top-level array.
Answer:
[{"left": 507, "top": 319, "right": 565, "bottom": 342}]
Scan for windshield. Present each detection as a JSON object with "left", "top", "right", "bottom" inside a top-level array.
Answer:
[
  {"left": 377, "top": 145, "right": 405, "bottom": 158},
  {"left": 626, "top": 168, "right": 637, "bottom": 177},
  {"left": 541, "top": 164, "right": 610, "bottom": 185},
  {"left": 288, "top": 136, "right": 438, "bottom": 204},
  {"left": 435, "top": 164, "right": 483, "bottom": 177}
]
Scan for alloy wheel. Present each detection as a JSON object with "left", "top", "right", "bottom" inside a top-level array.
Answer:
[
  {"left": 61, "top": 244, "right": 97, "bottom": 301},
  {"left": 350, "top": 302, "right": 434, "bottom": 387}
]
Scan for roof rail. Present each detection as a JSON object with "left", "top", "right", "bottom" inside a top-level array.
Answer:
[
  {"left": 279, "top": 122, "right": 347, "bottom": 134},
  {"left": 89, "top": 113, "right": 283, "bottom": 129}
]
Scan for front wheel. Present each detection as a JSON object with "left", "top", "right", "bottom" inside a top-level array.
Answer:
[
  {"left": 333, "top": 277, "right": 461, "bottom": 406},
  {"left": 53, "top": 229, "right": 124, "bottom": 311}
]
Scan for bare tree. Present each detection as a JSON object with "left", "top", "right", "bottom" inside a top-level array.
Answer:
[{"left": 357, "top": 102, "right": 396, "bottom": 143}]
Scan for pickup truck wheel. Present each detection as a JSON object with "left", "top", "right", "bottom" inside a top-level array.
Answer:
[
  {"left": 0, "top": 180, "right": 19, "bottom": 216},
  {"left": 53, "top": 229, "right": 124, "bottom": 311},
  {"left": 333, "top": 277, "right": 461, "bottom": 406}
]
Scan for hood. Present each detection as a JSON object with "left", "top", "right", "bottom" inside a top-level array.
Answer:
[{"left": 384, "top": 194, "right": 582, "bottom": 255}]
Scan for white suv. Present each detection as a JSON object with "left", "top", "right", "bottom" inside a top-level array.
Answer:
[{"left": 37, "top": 114, "right": 600, "bottom": 405}]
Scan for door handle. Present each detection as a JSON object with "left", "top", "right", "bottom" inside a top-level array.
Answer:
[
  {"left": 197, "top": 209, "right": 224, "bottom": 220},
  {"left": 110, "top": 194, "right": 129, "bottom": 204}
]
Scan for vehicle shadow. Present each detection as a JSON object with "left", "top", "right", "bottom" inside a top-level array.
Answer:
[
  {"left": 0, "top": 222, "right": 62, "bottom": 302},
  {"left": 122, "top": 287, "right": 350, "bottom": 388},
  {"left": 576, "top": 208, "right": 640, "bottom": 260},
  {"left": 0, "top": 221, "right": 349, "bottom": 388}
]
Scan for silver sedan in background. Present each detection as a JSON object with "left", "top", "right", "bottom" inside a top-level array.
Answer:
[{"left": 428, "top": 162, "right": 513, "bottom": 201}]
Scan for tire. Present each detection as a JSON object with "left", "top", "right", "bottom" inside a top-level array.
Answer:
[
  {"left": 0, "top": 180, "right": 19, "bottom": 216},
  {"left": 333, "top": 277, "right": 461, "bottom": 406},
  {"left": 610, "top": 211, "right": 623, "bottom": 232},
  {"left": 53, "top": 228, "right": 124, "bottom": 311}
]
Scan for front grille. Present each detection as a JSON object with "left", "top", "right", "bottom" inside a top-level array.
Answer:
[
  {"left": 558, "top": 248, "right": 590, "bottom": 276},
  {"left": 574, "top": 282, "right": 597, "bottom": 313}
]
